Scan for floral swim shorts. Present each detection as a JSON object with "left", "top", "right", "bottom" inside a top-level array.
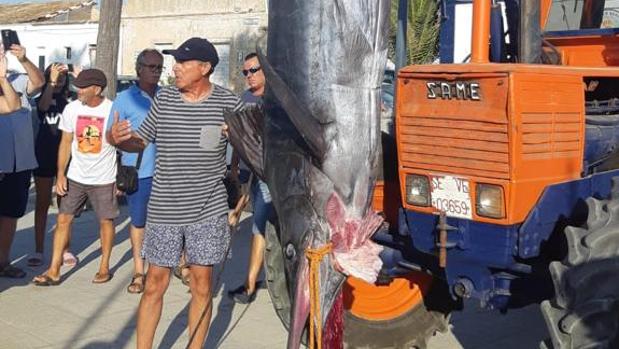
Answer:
[{"left": 142, "top": 214, "right": 230, "bottom": 267}]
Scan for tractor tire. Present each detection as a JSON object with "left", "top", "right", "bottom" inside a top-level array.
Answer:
[
  {"left": 541, "top": 177, "right": 619, "bottom": 349},
  {"left": 343, "top": 279, "right": 451, "bottom": 349},
  {"left": 264, "top": 221, "right": 451, "bottom": 349}
]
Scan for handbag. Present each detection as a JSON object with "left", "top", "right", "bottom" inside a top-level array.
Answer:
[{"left": 116, "top": 151, "right": 143, "bottom": 195}]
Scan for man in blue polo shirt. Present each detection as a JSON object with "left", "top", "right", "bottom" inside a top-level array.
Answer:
[
  {"left": 0, "top": 44, "right": 44, "bottom": 278},
  {"left": 107, "top": 48, "right": 162, "bottom": 294}
]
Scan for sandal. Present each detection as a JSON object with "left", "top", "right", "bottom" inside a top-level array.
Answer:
[
  {"left": 33, "top": 274, "right": 60, "bottom": 286},
  {"left": 0, "top": 264, "right": 26, "bottom": 279},
  {"left": 62, "top": 251, "right": 78, "bottom": 267},
  {"left": 27, "top": 253, "right": 44, "bottom": 267},
  {"left": 127, "top": 273, "right": 145, "bottom": 294},
  {"left": 92, "top": 272, "right": 112, "bottom": 284}
]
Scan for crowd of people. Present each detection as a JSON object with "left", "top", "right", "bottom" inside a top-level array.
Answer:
[{"left": 0, "top": 37, "right": 270, "bottom": 348}]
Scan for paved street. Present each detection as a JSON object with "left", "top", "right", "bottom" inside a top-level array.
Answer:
[{"left": 0, "top": 186, "right": 549, "bottom": 348}]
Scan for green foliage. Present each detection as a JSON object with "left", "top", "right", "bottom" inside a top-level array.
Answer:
[{"left": 389, "top": 0, "right": 440, "bottom": 65}]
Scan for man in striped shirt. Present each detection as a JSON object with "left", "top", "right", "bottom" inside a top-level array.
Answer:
[{"left": 109, "top": 37, "right": 243, "bottom": 349}]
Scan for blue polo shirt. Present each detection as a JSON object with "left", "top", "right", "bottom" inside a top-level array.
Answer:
[
  {"left": 0, "top": 74, "right": 38, "bottom": 173},
  {"left": 108, "top": 84, "right": 157, "bottom": 178}
]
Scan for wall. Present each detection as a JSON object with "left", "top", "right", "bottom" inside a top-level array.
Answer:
[{"left": 120, "top": 0, "right": 268, "bottom": 92}]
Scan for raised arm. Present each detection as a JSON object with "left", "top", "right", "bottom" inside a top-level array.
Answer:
[
  {"left": 9, "top": 44, "right": 44, "bottom": 96},
  {"left": 0, "top": 51, "right": 20, "bottom": 114},
  {"left": 38, "top": 63, "right": 65, "bottom": 112}
]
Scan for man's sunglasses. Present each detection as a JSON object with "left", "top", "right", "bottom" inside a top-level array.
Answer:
[
  {"left": 141, "top": 63, "right": 164, "bottom": 71},
  {"left": 242, "top": 66, "right": 261, "bottom": 77}
]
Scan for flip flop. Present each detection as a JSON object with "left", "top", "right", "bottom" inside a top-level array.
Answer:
[
  {"left": 92, "top": 272, "right": 112, "bottom": 284},
  {"left": 0, "top": 264, "right": 26, "bottom": 279},
  {"left": 62, "top": 251, "right": 78, "bottom": 267},
  {"left": 127, "top": 273, "right": 145, "bottom": 294},
  {"left": 27, "top": 253, "right": 44, "bottom": 267},
  {"left": 32, "top": 274, "right": 60, "bottom": 286}
]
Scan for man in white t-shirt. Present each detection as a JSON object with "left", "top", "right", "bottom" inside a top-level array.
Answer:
[{"left": 33, "top": 69, "right": 117, "bottom": 286}]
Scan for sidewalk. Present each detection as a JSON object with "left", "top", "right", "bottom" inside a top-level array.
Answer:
[
  {"left": 0, "top": 188, "right": 288, "bottom": 349},
  {"left": 0, "top": 187, "right": 549, "bottom": 348}
]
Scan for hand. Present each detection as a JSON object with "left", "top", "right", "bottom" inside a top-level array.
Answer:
[
  {"left": 222, "top": 123, "right": 229, "bottom": 138},
  {"left": 9, "top": 44, "right": 26, "bottom": 63},
  {"left": 49, "top": 63, "right": 65, "bottom": 85},
  {"left": 0, "top": 51, "right": 7, "bottom": 79},
  {"left": 56, "top": 175, "right": 68, "bottom": 196},
  {"left": 228, "top": 209, "right": 241, "bottom": 227},
  {"left": 110, "top": 111, "right": 132, "bottom": 145}
]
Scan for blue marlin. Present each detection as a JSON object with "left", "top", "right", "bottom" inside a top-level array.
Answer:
[{"left": 225, "top": 0, "right": 391, "bottom": 347}]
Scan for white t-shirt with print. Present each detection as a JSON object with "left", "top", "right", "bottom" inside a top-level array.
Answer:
[{"left": 58, "top": 98, "right": 116, "bottom": 185}]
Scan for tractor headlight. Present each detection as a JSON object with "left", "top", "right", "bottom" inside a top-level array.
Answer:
[
  {"left": 476, "top": 184, "right": 505, "bottom": 219},
  {"left": 405, "top": 175, "right": 430, "bottom": 206}
]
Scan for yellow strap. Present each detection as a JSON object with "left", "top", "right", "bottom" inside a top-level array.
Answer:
[{"left": 306, "top": 243, "right": 333, "bottom": 349}]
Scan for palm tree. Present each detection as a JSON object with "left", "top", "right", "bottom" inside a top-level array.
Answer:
[{"left": 389, "top": 0, "right": 440, "bottom": 65}]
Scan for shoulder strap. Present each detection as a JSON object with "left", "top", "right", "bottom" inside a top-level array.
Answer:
[{"left": 136, "top": 151, "right": 144, "bottom": 170}]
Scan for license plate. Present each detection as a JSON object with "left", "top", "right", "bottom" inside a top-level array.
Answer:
[{"left": 431, "top": 175, "right": 472, "bottom": 219}]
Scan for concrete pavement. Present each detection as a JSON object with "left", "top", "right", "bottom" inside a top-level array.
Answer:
[{"left": 0, "top": 186, "right": 549, "bottom": 348}]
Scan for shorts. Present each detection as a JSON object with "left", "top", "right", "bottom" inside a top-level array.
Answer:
[
  {"left": 59, "top": 179, "right": 119, "bottom": 220},
  {"left": 126, "top": 177, "right": 152, "bottom": 228},
  {"left": 142, "top": 214, "right": 230, "bottom": 267},
  {"left": 0, "top": 170, "right": 32, "bottom": 218},
  {"left": 250, "top": 179, "right": 275, "bottom": 235}
]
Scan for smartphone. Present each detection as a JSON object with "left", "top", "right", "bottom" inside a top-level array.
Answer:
[{"left": 1, "top": 30, "right": 20, "bottom": 51}]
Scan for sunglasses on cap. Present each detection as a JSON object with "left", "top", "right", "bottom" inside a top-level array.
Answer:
[{"left": 242, "top": 66, "right": 262, "bottom": 77}]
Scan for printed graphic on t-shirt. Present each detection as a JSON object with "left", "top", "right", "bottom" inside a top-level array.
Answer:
[{"left": 76, "top": 115, "right": 104, "bottom": 154}]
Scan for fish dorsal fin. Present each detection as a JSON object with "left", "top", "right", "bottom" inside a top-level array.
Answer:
[
  {"left": 257, "top": 49, "right": 327, "bottom": 161},
  {"left": 224, "top": 105, "right": 265, "bottom": 181}
]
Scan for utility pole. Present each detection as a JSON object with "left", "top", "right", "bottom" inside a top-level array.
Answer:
[{"left": 95, "top": 0, "right": 122, "bottom": 99}]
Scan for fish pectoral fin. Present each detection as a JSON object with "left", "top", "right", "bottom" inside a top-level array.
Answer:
[
  {"left": 257, "top": 49, "right": 327, "bottom": 161},
  {"left": 224, "top": 105, "right": 265, "bottom": 180}
]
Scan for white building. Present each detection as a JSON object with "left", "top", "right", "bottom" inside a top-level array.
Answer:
[{"left": 0, "top": 1, "right": 98, "bottom": 73}]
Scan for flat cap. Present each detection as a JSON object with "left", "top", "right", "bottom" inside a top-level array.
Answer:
[{"left": 73, "top": 68, "right": 107, "bottom": 89}]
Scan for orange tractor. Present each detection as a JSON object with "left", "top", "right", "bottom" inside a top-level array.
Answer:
[{"left": 338, "top": 0, "right": 619, "bottom": 348}]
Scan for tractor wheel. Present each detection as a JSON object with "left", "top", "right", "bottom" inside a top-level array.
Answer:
[
  {"left": 541, "top": 177, "right": 619, "bottom": 349},
  {"left": 264, "top": 221, "right": 451, "bottom": 349},
  {"left": 343, "top": 273, "right": 450, "bottom": 349},
  {"left": 264, "top": 220, "right": 294, "bottom": 332}
]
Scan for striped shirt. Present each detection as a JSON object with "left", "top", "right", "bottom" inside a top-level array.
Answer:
[{"left": 137, "top": 84, "right": 243, "bottom": 225}]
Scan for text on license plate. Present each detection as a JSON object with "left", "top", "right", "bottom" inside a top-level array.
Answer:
[{"left": 431, "top": 175, "right": 472, "bottom": 219}]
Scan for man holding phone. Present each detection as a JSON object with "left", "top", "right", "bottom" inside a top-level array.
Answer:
[{"left": 0, "top": 42, "right": 45, "bottom": 278}]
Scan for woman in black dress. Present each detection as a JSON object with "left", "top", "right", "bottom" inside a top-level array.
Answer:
[{"left": 27, "top": 63, "right": 75, "bottom": 267}]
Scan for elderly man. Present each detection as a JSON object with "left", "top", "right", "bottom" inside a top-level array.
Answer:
[
  {"left": 110, "top": 37, "right": 243, "bottom": 349},
  {"left": 108, "top": 49, "right": 163, "bottom": 294},
  {"left": 0, "top": 44, "right": 44, "bottom": 278},
  {"left": 33, "top": 69, "right": 117, "bottom": 286}
]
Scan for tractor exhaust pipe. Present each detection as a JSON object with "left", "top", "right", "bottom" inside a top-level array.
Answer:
[
  {"left": 471, "top": 0, "right": 491, "bottom": 63},
  {"left": 519, "top": 0, "right": 542, "bottom": 63}
]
